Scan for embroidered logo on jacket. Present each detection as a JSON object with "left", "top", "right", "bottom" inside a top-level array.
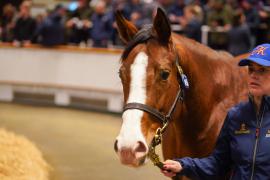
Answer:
[
  {"left": 234, "top": 123, "right": 250, "bottom": 134},
  {"left": 265, "top": 129, "right": 270, "bottom": 138}
]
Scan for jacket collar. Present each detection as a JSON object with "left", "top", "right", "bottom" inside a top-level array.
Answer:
[
  {"left": 265, "top": 95, "right": 270, "bottom": 108},
  {"left": 249, "top": 94, "right": 270, "bottom": 112}
]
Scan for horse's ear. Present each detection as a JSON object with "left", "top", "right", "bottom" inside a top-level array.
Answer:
[
  {"left": 115, "top": 11, "right": 138, "bottom": 45},
  {"left": 152, "top": 7, "right": 172, "bottom": 44}
]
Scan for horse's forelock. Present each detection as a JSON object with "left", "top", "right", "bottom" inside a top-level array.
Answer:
[{"left": 121, "top": 24, "right": 153, "bottom": 61}]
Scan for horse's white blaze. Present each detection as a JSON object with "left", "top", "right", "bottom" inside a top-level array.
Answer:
[{"left": 117, "top": 52, "right": 148, "bottom": 151}]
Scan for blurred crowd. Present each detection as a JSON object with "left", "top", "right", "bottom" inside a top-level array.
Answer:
[{"left": 0, "top": 0, "right": 270, "bottom": 55}]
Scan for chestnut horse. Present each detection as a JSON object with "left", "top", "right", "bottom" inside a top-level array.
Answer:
[{"left": 114, "top": 8, "right": 249, "bottom": 179}]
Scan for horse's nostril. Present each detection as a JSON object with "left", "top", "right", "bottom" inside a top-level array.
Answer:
[
  {"left": 134, "top": 141, "right": 147, "bottom": 153},
  {"left": 114, "top": 140, "right": 118, "bottom": 152}
]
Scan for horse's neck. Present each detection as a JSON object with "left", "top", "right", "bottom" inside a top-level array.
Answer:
[
  {"left": 173, "top": 44, "right": 233, "bottom": 150},
  {"left": 164, "top": 39, "right": 247, "bottom": 158},
  {"left": 180, "top": 48, "right": 223, "bottom": 121}
]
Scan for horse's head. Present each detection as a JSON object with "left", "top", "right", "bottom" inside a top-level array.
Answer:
[{"left": 114, "top": 8, "right": 186, "bottom": 167}]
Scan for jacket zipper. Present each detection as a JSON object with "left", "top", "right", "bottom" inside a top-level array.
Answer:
[{"left": 250, "top": 104, "right": 265, "bottom": 180}]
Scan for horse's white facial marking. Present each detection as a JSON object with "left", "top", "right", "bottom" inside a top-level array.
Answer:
[
  {"left": 127, "top": 52, "right": 148, "bottom": 103},
  {"left": 117, "top": 52, "right": 148, "bottom": 151}
]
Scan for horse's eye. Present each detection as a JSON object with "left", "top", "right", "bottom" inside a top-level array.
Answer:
[{"left": 160, "top": 70, "right": 170, "bottom": 81}]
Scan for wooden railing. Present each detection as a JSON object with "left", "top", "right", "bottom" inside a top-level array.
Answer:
[{"left": 0, "top": 43, "right": 124, "bottom": 113}]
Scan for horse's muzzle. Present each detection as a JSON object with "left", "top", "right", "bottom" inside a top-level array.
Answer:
[{"left": 114, "top": 140, "right": 148, "bottom": 167}]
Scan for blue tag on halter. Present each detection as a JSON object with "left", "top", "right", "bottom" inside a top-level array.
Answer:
[{"left": 181, "top": 74, "right": 189, "bottom": 89}]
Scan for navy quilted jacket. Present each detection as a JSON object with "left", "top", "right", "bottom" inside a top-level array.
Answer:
[{"left": 176, "top": 96, "right": 270, "bottom": 180}]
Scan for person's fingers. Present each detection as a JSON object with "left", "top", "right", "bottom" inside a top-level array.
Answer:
[
  {"left": 164, "top": 159, "right": 175, "bottom": 164},
  {"left": 161, "top": 169, "right": 176, "bottom": 177},
  {"left": 163, "top": 164, "right": 176, "bottom": 171},
  {"left": 163, "top": 160, "right": 182, "bottom": 173}
]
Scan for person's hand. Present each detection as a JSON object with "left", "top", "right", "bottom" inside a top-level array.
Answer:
[
  {"left": 66, "top": 19, "right": 75, "bottom": 28},
  {"left": 12, "top": 40, "right": 21, "bottom": 47},
  {"left": 23, "top": 40, "right": 31, "bottom": 47},
  {"left": 169, "top": 14, "right": 177, "bottom": 22},
  {"left": 161, "top": 159, "right": 182, "bottom": 178},
  {"left": 224, "top": 24, "right": 231, "bottom": 31},
  {"left": 179, "top": 17, "right": 187, "bottom": 27},
  {"left": 82, "top": 20, "right": 92, "bottom": 28},
  {"left": 210, "top": 21, "right": 218, "bottom": 28}
]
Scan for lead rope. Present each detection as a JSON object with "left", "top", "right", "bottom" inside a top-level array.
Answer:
[{"left": 147, "top": 119, "right": 169, "bottom": 169}]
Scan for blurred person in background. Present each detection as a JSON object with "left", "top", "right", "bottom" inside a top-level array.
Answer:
[
  {"left": 179, "top": 4, "right": 202, "bottom": 42},
  {"left": 167, "top": 0, "right": 185, "bottom": 24},
  {"left": 122, "top": 0, "right": 145, "bottom": 28},
  {"left": 156, "top": 0, "right": 173, "bottom": 13},
  {"left": 263, "top": 0, "right": 270, "bottom": 6},
  {"left": 90, "top": 0, "right": 113, "bottom": 48},
  {"left": 122, "top": 0, "right": 143, "bottom": 20},
  {"left": 241, "top": 0, "right": 260, "bottom": 48},
  {"left": 206, "top": 0, "right": 232, "bottom": 28},
  {"left": 0, "top": 3, "right": 16, "bottom": 42},
  {"left": 227, "top": 9, "right": 251, "bottom": 56},
  {"left": 226, "top": 0, "right": 239, "bottom": 9},
  {"left": 13, "top": 0, "right": 36, "bottom": 47},
  {"left": 105, "top": 0, "right": 125, "bottom": 46},
  {"left": 256, "top": 0, "right": 270, "bottom": 45},
  {"left": 206, "top": 0, "right": 233, "bottom": 50},
  {"left": 66, "top": 0, "right": 93, "bottom": 45},
  {"left": 34, "top": 4, "right": 66, "bottom": 46}
]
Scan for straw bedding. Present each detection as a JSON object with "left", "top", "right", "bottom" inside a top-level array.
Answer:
[{"left": 0, "top": 128, "right": 50, "bottom": 180}]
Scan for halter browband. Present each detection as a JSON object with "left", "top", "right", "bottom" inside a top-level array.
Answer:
[{"left": 122, "top": 52, "right": 186, "bottom": 125}]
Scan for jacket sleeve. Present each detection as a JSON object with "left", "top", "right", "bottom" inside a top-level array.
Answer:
[{"left": 174, "top": 113, "right": 233, "bottom": 180}]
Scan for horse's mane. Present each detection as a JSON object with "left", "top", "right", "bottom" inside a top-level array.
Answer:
[
  {"left": 121, "top": 24, "right": 233, "bottom": 63},
  {"left": 172, "top": 33, "right": 233, "bottom": 61}
]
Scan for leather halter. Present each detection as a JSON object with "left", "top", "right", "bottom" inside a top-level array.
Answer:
[{"left": 122, "top": 52, "right": 186, "bottom": 126}]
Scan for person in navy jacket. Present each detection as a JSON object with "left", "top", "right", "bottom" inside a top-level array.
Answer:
[{"left": 161, "top": 43, "right": 270, "bottom": 180}]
